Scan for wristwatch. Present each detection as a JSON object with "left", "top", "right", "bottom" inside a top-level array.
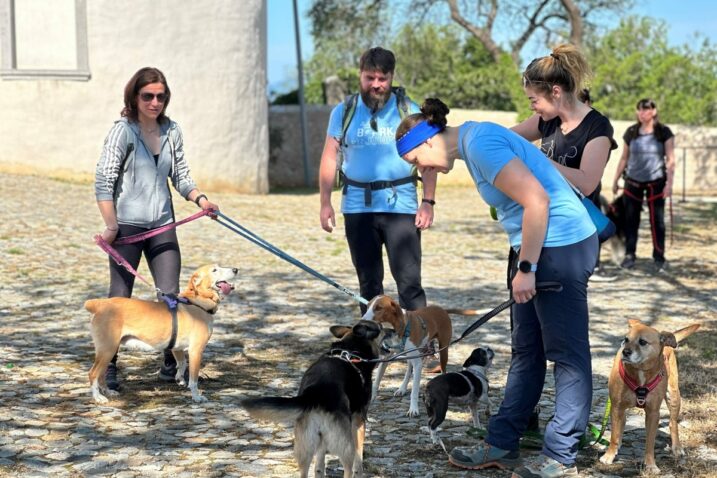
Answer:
[{"left": 518, "top": 260, "right": 538, "bottom": 273}]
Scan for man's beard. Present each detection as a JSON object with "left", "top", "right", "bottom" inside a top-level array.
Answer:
[{"left": 360, "top": 87, "right": 391, "bottom": 113}]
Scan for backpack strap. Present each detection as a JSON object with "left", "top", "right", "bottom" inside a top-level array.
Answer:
[
  {"left": 392, "top": 86, "right": 410, "bottom": 120},
  {"left": 339, "top": 94, "right": 359, "bottom": 148}
]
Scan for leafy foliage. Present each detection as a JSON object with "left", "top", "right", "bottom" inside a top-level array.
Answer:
[{"left": 586, "top": 16, "right": 717, "bottom": 125}]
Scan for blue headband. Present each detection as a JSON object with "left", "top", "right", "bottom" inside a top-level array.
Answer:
[{"left": 396, "top": 121, "right": 443, "bottom": 156}]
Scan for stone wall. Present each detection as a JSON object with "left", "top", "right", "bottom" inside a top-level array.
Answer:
[
  {"left": 269, "top": 105, "right": 717, "bottom": 196},
  {"left": 0, "top": 0, "right": 268, "bottom": 194}
]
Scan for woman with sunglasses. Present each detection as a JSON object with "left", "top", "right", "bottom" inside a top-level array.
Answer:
[
  {"left": 94, "top": 67, "right": 218, "bottom": 391},
  {"left": 611, "top": 98, "right": 675, "bottom": 272},
  {"left": 395, "top": 98, "right": 597, "bottom": 478}
]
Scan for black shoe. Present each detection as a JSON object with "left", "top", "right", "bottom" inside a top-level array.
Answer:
[
  {"left": 654, "top": 259, "right": 667, "bottom": 273},
  {"left": 158, "top": 350, "right": 178, "bottom": 382},
  {"left": 105, "top": 362, "right": 120, "bottom": 391},
  {"left": 620, "top": 254, "right": 636, "bottom": 269},
  {"left": 159, "top": 363, "right": 196, "bottom": 384}
]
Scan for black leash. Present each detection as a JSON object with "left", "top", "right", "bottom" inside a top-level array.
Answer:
[{"left": 363, "top": 281, "right": 563, "bottom": 364}]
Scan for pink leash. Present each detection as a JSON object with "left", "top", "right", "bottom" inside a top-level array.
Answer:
[{"left": 94, "top": 209, "right": 214, "bottom": 290}]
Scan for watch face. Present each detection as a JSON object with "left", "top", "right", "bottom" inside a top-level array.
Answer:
[{"left": 518, "top": 260, "right": 533, "bottom": 273}]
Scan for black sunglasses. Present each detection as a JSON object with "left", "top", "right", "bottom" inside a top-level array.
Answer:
[{"left": 139, "top": 92, "right": 168, "bottom": 103}]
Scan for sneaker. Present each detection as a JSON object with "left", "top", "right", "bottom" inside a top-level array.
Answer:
[
  {"left": 449, "top": 442, "right": 520, "bottom": 470},
  {"left": 512, "top": 455, "right": 577, "bottom": 478},
  {"left": 158, "top": 361, "right": 178, "bottom": 382},
  {"left": 620, "top": 254, "right": 636, "bottom": 269},
  {"left": 654, "top": 259, "right": 667, "bottom": 273},
  {"left": 158, "top": 361, "right": 195, "bottom": 384},
  {"left": 105, "top": 362, "right": 120, "bottom": 391},
  {"left": 590, "top": 267, "right": 617, "bottom": 282}
]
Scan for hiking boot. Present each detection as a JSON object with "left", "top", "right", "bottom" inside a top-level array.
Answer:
[
  {"left": 449, "top": 442, "right": 520, "bottom": 470},
  {"left": 620, "top": 254, "right": 636, "bottom": 269},
  {"left": 105, "top": 362, "right": 120, "bottom": 391},
  {"left": 512, "top": 455, "right": 578, "bottom": 478}
]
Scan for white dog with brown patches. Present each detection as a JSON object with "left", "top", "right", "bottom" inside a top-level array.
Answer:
[
  {"left": 362, "top": 295, "right": 453, "bottom": 417},
  {"left": 85, "top": 264, "right": 238, "bottom": 404}
]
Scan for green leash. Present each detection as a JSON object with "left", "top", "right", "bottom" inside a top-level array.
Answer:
[{"left": 466, "top": 398, "right": 611, "bottom": 449}]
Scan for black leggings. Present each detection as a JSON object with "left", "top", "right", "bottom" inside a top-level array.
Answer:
[
  {"left": 108, "top": 224, "right": 181, "bottom": 298},
  {"left": 623, "top": 177, "right": 666, "bottom": 261},
  {"left": 108, "top": 224, "right": 180, "bottom": 364},
  {"left": 344, "top": 213, "right": 426, "bottom": 314}
]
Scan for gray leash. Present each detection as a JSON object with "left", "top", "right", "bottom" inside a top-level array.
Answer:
[{"left": 214, "top": 211, "right": 369, "bottom": 306}]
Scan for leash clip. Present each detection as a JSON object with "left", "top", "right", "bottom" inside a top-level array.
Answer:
[{"left": 635, "top": 387, "right": 648, "bottom": 408}]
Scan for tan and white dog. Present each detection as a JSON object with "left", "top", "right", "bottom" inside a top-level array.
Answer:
[
  {"left": 599, "top": 319, "right": 700, "bottom": 473},
  {"left": 85, "top": 264, "right": 238, "bottom": 404},
  {"left": 362, "top": 295, "right": 453, "bottom": 417}
]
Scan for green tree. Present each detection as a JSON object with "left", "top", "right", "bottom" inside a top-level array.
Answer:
[{"left": 586, "top": 16, "right": 717, "bottom": 126}]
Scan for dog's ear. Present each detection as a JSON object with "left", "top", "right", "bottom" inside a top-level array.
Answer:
[
  {"left": 660, "top": 332, "right": 677, "bottom": 349},
  {"left": 353, "top": 320, "right": 381, "bottom": 340},
  {"left": 627, "top": 318, "right": 642, "bottom": 328},
  {"left": 330, "top": 325, "right": 351, "bottom": 338}
]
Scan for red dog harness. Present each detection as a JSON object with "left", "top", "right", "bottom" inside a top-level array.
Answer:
[{"left": 618, "top": 360, "right": 665, "bottom": 408}]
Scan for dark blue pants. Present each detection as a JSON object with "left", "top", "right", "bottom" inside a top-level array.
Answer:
[
  {"left": 487, "top": 234, "right": 597, "bottom": 466},
  {"left": 344, "top": 213, "right": 426, "bottom": 314}
]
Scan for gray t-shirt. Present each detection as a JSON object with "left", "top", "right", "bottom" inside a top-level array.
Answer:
[{"left": 625, "top": 133, "right": 667, "bottom": 182}]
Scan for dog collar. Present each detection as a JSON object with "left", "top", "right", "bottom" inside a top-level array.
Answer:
[
  {"left": 618, "top": 360, "right": 665, "bottom": 408},
  {"left": 327, "top": 349, "right": 365, "bottom": 387}
]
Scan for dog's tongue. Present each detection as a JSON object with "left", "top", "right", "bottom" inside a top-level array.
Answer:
[{"left": 217, "top": 281, "right": 233, "bottom": 295}]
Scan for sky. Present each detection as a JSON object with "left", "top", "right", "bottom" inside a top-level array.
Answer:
[{"left": 267, "top": 0, "right": 717, "bottom": 96}]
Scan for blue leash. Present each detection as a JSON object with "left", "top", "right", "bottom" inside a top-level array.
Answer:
[{"left": 213, "top": 211, "right": 369, "bottom": 306}]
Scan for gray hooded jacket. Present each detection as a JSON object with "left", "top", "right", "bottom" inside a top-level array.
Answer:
[{"left": 95, "top": 117, "right": 197, "bottom": 228}]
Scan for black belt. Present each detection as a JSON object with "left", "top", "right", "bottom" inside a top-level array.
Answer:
[{"left": 342, "top": 175, "right": 418, "bottom": 206}]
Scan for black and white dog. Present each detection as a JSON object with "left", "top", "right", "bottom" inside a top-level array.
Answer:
[
  {"left": 240, "top": 321, "right": 387, "bottom": 478},
  {"left": 423, "top": 346, "right": 494, "bottom": 448}
]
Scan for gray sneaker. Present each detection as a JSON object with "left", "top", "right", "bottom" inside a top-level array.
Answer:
[
  {"left": 449, "top": 442, "right": 520, "bottom": 470},
  {"left": 511, "top": 455, "right": 577, "bottom": 478}
]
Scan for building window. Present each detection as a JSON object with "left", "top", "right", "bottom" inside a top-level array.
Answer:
[{"left": 0, "top": 0, "right": 89, "bottom": 80}]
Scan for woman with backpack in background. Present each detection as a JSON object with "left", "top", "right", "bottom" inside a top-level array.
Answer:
[
  {"left": 94, "top": 67, "right": 218, "bottom": 391},
  {"left": 611, "top": 98, "right": 675, "bottom": 272}
]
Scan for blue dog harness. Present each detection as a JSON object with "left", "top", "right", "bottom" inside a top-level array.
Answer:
[{"left": 160, "top": 293, "right": 190, "bottom": 351}]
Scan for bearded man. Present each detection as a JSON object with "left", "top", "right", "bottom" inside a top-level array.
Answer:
[{"left": 318, "top": 47, "right": 437, "bottom": 314}]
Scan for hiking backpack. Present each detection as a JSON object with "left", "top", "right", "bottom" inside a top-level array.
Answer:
[{"left": 335, "top": 86, "right": 412, "bottom": 189}]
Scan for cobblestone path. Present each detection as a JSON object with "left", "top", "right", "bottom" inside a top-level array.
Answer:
[{"left": 1, "top": 173, "right": 715, "bottom": 477}]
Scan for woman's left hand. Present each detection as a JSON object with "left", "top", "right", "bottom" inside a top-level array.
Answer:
[{"left": 512, "top": 272, "right": 537, "bottom": 304}]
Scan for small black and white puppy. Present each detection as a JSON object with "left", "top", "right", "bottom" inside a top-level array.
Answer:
[{"left": 423, "top": 346, "right": 494, "bottom": 447}]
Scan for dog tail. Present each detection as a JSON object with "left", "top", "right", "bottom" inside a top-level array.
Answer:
[
  {"left": 240, "top": 396, "right": 306, "bottom": 423},
  {"left": 444, "top": 308, "right": 485, "bottom": 316},
  {"left": 673, "top": 323, "right": 701, "bottom": 344}
]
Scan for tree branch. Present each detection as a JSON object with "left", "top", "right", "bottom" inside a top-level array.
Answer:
[
  {"left": 446, "top": 0, "right": 502, "bottom": 62},
  {"left": 560, "top": 0, "right": 583, "bottom": 47}
]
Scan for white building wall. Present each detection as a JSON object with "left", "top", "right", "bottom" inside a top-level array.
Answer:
[{"left": 0, "top": 0, "right": 268, "bottom": 193}]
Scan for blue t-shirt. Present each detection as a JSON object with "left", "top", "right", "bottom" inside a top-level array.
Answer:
[
  {"left": 458, "top": 121, "right": 595, "bottom": 248},
  {"left": 327, "top": 93, "right": 420, "bottom": 214}
]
